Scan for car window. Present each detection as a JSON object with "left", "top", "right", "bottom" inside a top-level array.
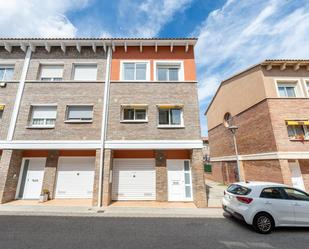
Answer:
[
  {"left": 260, "top": 187, "right": 284, "bottom": 199},
  {"left": 227, "top": 184, "right": 251, "bottom": 195},
  {"left": 283, "top": 188, "right": 309, "bottom": 201}
]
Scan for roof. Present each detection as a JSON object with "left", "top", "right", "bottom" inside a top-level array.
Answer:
[
  {"left": 0, "top": 37, "right": 198, "bottom": 47},
  {"left": 204, "top": 59, "right": 309, "bottom": 115}
]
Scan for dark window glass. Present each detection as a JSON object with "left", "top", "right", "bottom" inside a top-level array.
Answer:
[
  {"left": 135, "top": 109, "right": 146, "bottom": 120},
  {"left": 260, "top": 187, "right": 284, "bottom": 199},
  {"left": 283, "top": 188, "right": 309, "bottom": 201},
  {"left": 123, "top": 108, "right": 134, "bottom": 120},
  {"left": 169, "top": 68, "right": 179, "bottom": 81},
  {"left": 227, "top": 184, "right": 251, "bottom": 195},
  {"left": 159, "top": 109, "right": 169, "bottom": 125}
]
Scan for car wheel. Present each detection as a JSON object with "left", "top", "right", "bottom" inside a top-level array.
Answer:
[{"left": 253, "top": 213, "right": 274, "bottom": 234}]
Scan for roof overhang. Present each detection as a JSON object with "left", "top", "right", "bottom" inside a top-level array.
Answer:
[{"left": 0, "top": 38, "right": 197, "bottom": 53}]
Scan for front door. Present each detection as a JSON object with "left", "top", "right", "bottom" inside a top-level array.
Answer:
[
  {"left": 289, "top": 161, "right": 305, "bottom": 190},
  {"left": 167, "top": 160, "right": 193, "bottom": 201},
  {"left": 20, "top": 158, "right": 45, "bottom": 199}
]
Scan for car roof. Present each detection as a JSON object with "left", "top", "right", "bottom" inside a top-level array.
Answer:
[{"left": 232, "top": 181, "right": 288, "bottom": 188}]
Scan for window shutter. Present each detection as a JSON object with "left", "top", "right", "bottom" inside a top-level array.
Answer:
[
  {"left": 32, "top": 106, "right": 57, "bottom": 119},
  {"left": 73, "top": 65, "right": 97, "bottom": 81},
  {"left": 68, "top": 106, "right": 93, "bottom": 119},
  {"left": 40, "top": 65, "right": 63, "bottom": 79}
]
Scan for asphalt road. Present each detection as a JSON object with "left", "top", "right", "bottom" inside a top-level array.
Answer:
[{"left": 0, "top": 215, "right": 308, "bottom": 249}]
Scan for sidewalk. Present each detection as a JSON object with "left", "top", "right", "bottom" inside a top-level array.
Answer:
[{"left": 0, "top": 203, "right": 224, "bottom": 218}]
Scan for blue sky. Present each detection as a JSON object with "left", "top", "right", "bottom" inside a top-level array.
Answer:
[{"left": 0, "top": 0, "right": 308, "bottom": 135}]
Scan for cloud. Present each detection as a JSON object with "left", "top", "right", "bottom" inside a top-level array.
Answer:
[
  {"left": 193, "top": 0, "right": 309, "bottom": 134},
  {"left": 117, "top": 0, "right": 193, "bottom": 37},
  {"left": 0, "top": 0, "right": 90, "bottom": 37}
]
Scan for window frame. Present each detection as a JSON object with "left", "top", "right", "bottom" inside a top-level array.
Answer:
[
  {"left": 286, "top": 121, "right": 309, "bottom": 140},
  {"left": 39, "top": 64, "right": 64, "bottom": 82},
  {"left": 305, "top": 79, "right": 309, "bottom": 97},
  {"left": 120, "top": 60, "right": 150, "bottom": 81},
  {"left": 157, "top": 106, "right": 184, "bottom": 128},
  {"left": 120, "top": 105, "right": 148, "bottom": 123},
  {"left": 28, "top": 104, "right": 57, "bottom": 129},
  {"left": 72, "top": 63, "right": 98, "bottom": 81},
  {"left": 0, "top": 65, "right": 14, "bottom": 81},
  {"left": 275, "top": 79, "right": 303, "bottom": 98},
  {"left": 65, "top": 104, "right": 94, "bottom": 123},
  {"left": 154, "top": 60, "right": 184, "bottom": 82}
]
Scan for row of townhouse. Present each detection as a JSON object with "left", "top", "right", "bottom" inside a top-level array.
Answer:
[
  {"left": 0, "top": 38, "right": 207, "bottom": 207},
  {"left": 205, "top": 59, "right": 309, "bottom": 192}
]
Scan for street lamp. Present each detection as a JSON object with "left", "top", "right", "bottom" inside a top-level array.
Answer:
[{"left": 228, "top": 125, "right": 243, "bottom": 182}]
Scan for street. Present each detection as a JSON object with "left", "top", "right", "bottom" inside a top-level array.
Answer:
[{"left": 0, "top": 215, "right": 308, "bottom": 249}]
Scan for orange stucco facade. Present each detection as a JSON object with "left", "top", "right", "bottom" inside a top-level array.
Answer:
[{"left": 111, "top": 46, "right": 196, "bottom": 81}]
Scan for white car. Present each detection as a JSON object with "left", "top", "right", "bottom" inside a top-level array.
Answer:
[{"left": 222, "top": 181, "right": 309, "bottom": 234}]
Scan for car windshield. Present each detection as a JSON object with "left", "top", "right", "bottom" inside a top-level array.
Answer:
[{"left": 227, "top": 184, "right": 251, "bottom": 195}]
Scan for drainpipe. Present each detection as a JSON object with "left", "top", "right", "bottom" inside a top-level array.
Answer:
[
  {"left": 98, "top": 45, "right": 112, "bottom": 207},
  {"left": 7, "top": 47, "right": 32, "bottom": 141}
]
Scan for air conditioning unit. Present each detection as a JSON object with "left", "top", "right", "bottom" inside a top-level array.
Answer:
[{"left": 0, "top": 82, "right": 7, "bottom": 88}]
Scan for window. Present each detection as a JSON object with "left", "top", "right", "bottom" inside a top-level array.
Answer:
[
  {"left": 122, "top": 62, "right": 148, "bottom": 81},
  {"left": 307, "top": 82, "right": 309, "bottom": 96},
  {"left": 223, "top": 112, "right": 232, "bottom": 127},
  {"left": 260, "top": 188, "right": 284, "bottom": 199},
  {"left": 156, "top": 61, "right": 183, "bottom": 81},
  {"left": 184, "top": 161, "right": 192, "bottom": 199},
  {"left": 29, "top": 106, "right": 57, "bottom": 128},
  {"left": 286, "top": 122, "right": 309, "bottom": 139},
  {"left": 283, "top": 188, "right": 309, "bottom": 201},
  {"left": 122, "top": 106, "right": 147, "bottom": 122},
  {"left": 277, "top": 83, "right": 296, "bottom": 97},
  {"left": 73, "top": 65, "right": 97, "bottom": 81},
  {"left": 158, "top": 107, "right": 183, "bottom": 127},
  {"left": 227, "top": 184, "right": 251, "bottom": 195},
  {"left": 40, "top": 65, "right": 63, "bottom": 81},
  {"left": 66, "top": 105, "right": 93, "bottom": 122},
  {"left": 0, "top": 66, "right": 14, "bottom": 81}
]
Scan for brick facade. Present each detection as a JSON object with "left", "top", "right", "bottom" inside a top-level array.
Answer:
[
  {"left": 155, "top": 150, "right": 168, "bottom": 201},
  {"left": 102, "top": 149, "right": 113, "bottom": 207},
  {"left": 191, "top": 149, "right": 207, "bottom": 207},
  {"left": 299, "top": 160, "right": 309, "bottom": 192},
  {"left": 41, "top": 150, "right": 59, "bottom": 199},
  {"left": 0, "top": 150, "right": 23, "bottom": 203},
  {"left": 92, "top": 149, "right": 101, "bottom": 206},
  {"left": 107, "top": 82, "right": 201, "bottom": 140}
]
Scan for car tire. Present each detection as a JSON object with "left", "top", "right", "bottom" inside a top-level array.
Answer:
[{"left": 253, "top": 213, "right": 274, "bottom": 234}]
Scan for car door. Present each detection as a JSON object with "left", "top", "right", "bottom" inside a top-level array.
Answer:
[
  {"left": 282, "top": 187, "right": 309, "bottom": 225},
  {"left": 259, "top": 187, "right": 295, "bottom": 226}
]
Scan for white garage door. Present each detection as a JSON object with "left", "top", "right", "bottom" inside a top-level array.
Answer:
[
  {"left": 55, "top": 157, "right": 95, "bottom": 198},
  {"left": 112, "top": 159, "right": 156, "bottom": 200}
]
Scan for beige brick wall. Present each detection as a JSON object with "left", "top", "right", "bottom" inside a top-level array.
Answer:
[
  {"left": 0, "top": 83, "right": 18, "bottom": 140},
  {"left": 155, "top": 150, "right": 168, "bottom": 201},
  {"left": 26, "top": 46, "right": 107, "bottom": 81},
  {"left": 41, "top": 150, "right": 59, "bottom": 199},
  {"left": 92, "top": 149, "right": 101, "bottom": 206},
  {"left": 0, "top": 150, "right": 23, "bottom": 203},
  {"left": 268, "top": 99, "right": 309, "bottom": 152},
  {"left": 102, "top": 149, "right": 113, "bottom": 207},
  {"left": 13, "top": 82, "right": 104, "bottom": 140},
  {"left": 107, "top": 82, "right": 201, "bottom": 140},
  {"left": 209, "top": 100, "right": 277, "bottom": 158},
  {"left": 191, "top": 149, "right": 207, "bottom": 207}
]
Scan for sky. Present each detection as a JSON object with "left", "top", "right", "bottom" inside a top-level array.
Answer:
[{"left": 0, "top": 0, "right": 308, "bottom": 135}]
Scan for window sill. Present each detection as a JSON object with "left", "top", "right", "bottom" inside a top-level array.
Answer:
[
  {"left": 64, "top": 120, "right": 93, "bottom": 124},
  {"left": 157, "top": 125, "right": 185, "bottom": 129},
  {"left": 289, "top": 138, "right": 309, "bottom": 141},
  {"left": 120, "top": 120, "right": 148, "bottom": 123},
  {"left": 26, "top": 126, "right": 55, "bottom": 129}
]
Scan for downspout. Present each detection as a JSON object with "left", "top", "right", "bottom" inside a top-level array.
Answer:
[
  {"left": 7, "top": 47, "right": 32, "bottom": 141},
  {"left": 98, "top": 45, "right": 112, "bottom": 207}
]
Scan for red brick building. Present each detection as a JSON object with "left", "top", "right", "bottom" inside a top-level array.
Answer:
[{"left": 205, "top": 60, "right": 309, "bottom": 192}]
